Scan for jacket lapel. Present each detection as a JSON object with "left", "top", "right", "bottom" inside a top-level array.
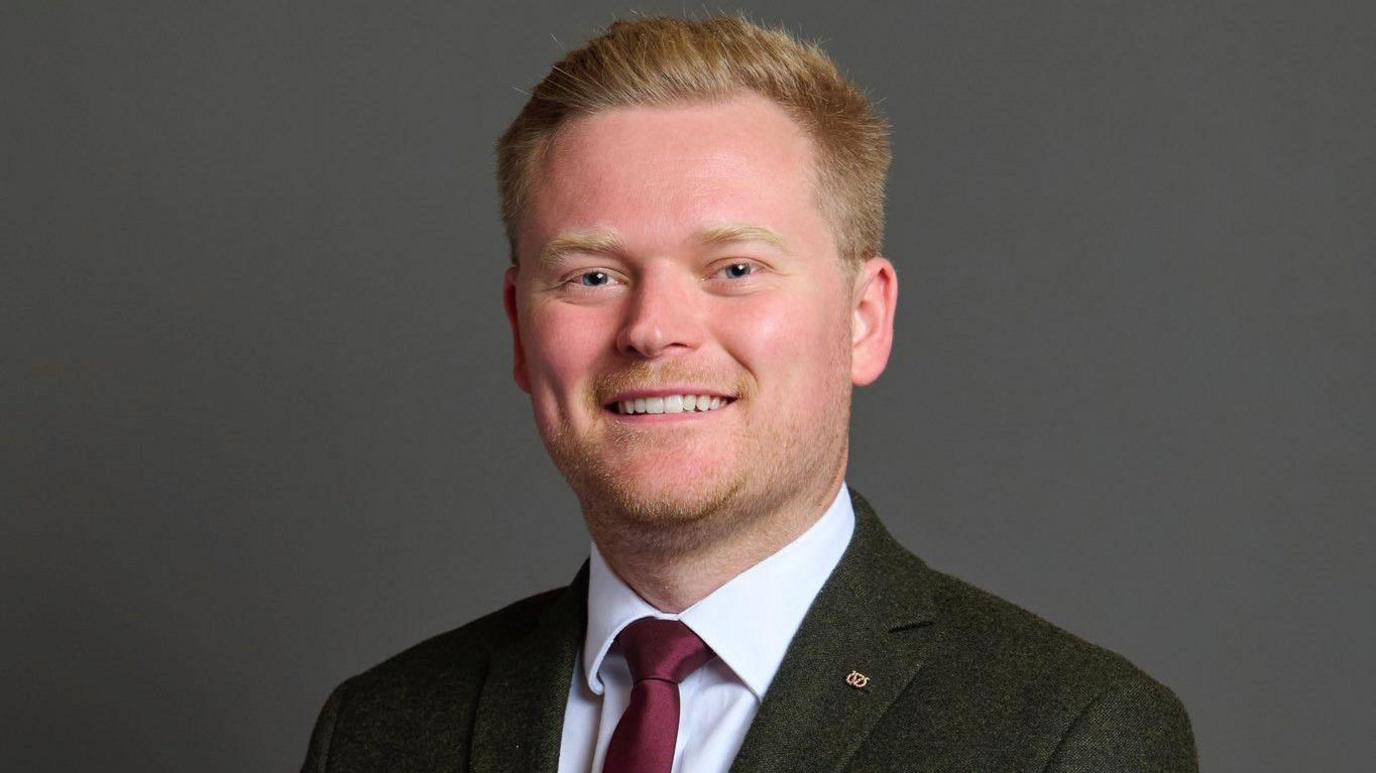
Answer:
[
  {"left": 729, "top": 491, "right": 937, "bottom": 773},
  {"left": 468, "top": 564, "right": 588, "bottom": 773}
]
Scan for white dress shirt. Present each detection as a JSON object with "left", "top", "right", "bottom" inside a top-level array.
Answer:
[{"left": 557, "top": 484, "right": 857, "bottom": 773}]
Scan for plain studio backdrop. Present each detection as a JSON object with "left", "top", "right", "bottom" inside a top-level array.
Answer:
[{"left": 3, "top": 1, "right": 1372, "bottom": 771}]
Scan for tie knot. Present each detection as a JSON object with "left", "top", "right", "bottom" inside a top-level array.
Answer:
[{"left": 616, "top": 618, "right": 714, "bottom": 684}]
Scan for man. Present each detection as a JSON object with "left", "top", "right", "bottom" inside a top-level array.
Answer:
[{"left": 302, "top": 16, "right": 1197, "bottom": 773}]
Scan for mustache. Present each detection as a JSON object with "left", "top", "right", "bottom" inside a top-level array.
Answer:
[{"left": 592, "top": 362, "right": 751, "bottom": 404}]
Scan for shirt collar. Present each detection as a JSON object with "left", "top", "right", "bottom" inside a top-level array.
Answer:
[{"left": 582, "top": 483, "right": 856, "bottom": 700}]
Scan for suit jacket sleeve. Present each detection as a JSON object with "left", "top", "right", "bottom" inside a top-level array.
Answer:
[{"left": 1043, "top": 672, "right": 1198, "bottom": 773}]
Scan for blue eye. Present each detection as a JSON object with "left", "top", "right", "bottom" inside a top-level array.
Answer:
[
  {"left": 578, "top": 271, "right": 612, "bottom": 287},
  {"left": 723, "top": 262, "right": 754, "bottom": 279}
]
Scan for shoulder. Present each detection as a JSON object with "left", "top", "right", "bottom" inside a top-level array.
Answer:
[
  {"left": 903, "top": 567, "right": 1196, "bottom": 770},
  {"left": 924, "top": 567, "right": 1148, "bottom": 691},
  {"left": 301, "top": 585, "right": 574, "bottom": 772},
  {"left": 844, "top": 490, "right": 1195, "bottom": 767},
  {"left": 338, "top": 585, "right": 567, "bottom": 704},
  {"left": 851, "top": 490, "right": 1187, "bottom": 720}
]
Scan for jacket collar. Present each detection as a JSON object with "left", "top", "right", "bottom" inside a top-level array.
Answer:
[
  {"left": 728, "top": 489, "right": 937, "bottom": 773},
  {"left": 468, "top": 563, "right": 588, "bottom": 773}
]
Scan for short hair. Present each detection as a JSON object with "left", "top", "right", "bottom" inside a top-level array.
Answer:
[{"left": 497, "top": 15, "right": 891, "bottom": 267}]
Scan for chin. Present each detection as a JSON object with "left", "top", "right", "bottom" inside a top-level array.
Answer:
[
  {"left": 580, "top": 473, "right": 751, "bottom": 556},
  {"left": 610, "top": 479, "right": 739, "bottom": 522}
]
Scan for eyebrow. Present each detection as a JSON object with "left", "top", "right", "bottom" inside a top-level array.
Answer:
[
  {"left": 536, "top": 230, "right": 625, "bottom": 269},
  {"left": 696, "top": 223, "right": 788, "bottom": 251},
  {"left": 534, "top": 223, "right": 788, "bottom": 269}
]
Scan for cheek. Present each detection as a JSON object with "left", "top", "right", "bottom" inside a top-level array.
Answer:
[
  {"left": 718, "top": 292, "right": 848, "bottom": 387},
  {"left": 523, "top": 307, "right": 609, "bottom": 395}
]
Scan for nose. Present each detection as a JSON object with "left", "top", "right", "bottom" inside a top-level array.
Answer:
[{"left": 615, "top": 269, "right": 703, "bottom": 359}]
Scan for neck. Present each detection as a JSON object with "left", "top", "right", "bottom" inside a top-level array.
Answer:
[{"left": 587, "top": 470, "right": 846, "bottom": 613}]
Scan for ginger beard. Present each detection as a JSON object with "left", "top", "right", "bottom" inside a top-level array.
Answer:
[{"left": 535, "top": 309, "right": 856, "bottom": 557}]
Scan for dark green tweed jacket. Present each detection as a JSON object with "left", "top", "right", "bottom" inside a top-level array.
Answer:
[{"left": 302, "top": 491, "right": 1197, "bottom": 772}]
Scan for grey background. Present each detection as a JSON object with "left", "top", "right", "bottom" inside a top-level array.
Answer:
[{"left": 3, "top": 1, "right": 1372, "bottom": 771}]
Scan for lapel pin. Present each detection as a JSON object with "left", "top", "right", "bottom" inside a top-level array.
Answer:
[{"left": 845, "top": 670, "right": 870, "bottom": 689}]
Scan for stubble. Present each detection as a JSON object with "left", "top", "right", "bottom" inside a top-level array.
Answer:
[{"left": 540, "top": 331, "right": 854, "bottom": 560}]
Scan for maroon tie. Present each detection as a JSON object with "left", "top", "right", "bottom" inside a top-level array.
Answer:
[{"left": 601, "top": 618, "right": 715, "bottom": 773}]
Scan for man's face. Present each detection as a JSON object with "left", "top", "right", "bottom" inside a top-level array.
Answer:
[{"left": 505, "top": 93, "right": 895, "bottom": 542}]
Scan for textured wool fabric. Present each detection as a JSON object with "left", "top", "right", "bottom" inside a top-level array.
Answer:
[
  {"left": 600, "top": 619, "right": 715, "bottom": 773},
  {"left": 302, "top": 490, "right": 1198, "bottom": 772}
]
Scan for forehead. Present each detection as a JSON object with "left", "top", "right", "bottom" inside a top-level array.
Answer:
[{"left": 520, "top": 94, "right": 830, "bottom": 261}]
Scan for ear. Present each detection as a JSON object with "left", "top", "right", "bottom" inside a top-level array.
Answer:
[
  {"left": 503, "top": 266, "right": 532, "bottom": 393},
  {"left": 850, "top": 256, "right": 897, "bottom": 387}
]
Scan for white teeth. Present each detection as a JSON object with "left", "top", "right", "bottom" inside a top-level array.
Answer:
[{"left": 616, "top": 394, "right": 730, "bottom": 415}]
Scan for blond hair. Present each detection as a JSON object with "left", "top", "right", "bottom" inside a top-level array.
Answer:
[{"left": 497, "top": 15, "right": 891, "bottom": 266}]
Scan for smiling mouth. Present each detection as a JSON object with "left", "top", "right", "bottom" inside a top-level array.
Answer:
[{"left": 608, "top": 394, "right": 734, "bottom": 415}]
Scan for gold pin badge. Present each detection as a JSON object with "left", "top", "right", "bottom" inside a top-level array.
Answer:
[{"left": 845, "top": 670, "right": 870, "bottom": 689}]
